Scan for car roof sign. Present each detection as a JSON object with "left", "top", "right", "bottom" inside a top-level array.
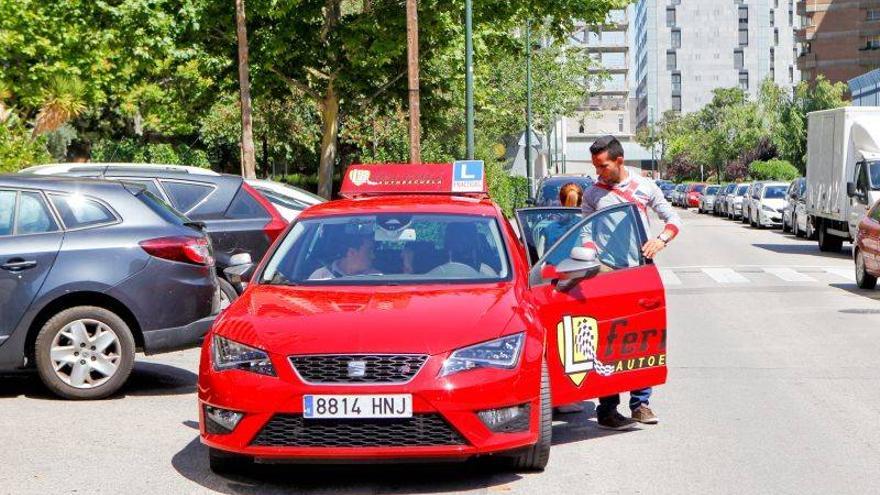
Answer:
[{"left": 339, "top": 162, "right": 487, "bottom": 199}]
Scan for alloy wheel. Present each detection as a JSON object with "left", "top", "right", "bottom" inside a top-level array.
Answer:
[{"left": 50, "top": 319, "right": 121, "bottom": 389}]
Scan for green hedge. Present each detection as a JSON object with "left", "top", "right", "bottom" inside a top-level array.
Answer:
[{"left": 748, "top": 159, "right": 799, "bottom": 181}]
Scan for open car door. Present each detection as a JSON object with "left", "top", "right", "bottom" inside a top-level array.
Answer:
[{"left": 516, "top": 203, "right": 667, "bottom": 407}]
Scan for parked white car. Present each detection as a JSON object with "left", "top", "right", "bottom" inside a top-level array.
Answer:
[
  {"left": 749, "top": 182, "right": 789, "bottom": 228},
  {"left": 244, "top": 179, "right": 324, "bottom": 221}
]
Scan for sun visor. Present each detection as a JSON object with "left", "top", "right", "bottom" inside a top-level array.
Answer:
[{"left": 339, "top": 161, "right": 488, "bottom": 199}]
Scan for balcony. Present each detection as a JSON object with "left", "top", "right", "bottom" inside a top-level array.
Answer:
[
  {"left": 860, "top": 49, "right": 880, "bottom": 67},
  {"left": 795, "top": 26, "right": 816, "bottom": 42},
  {"left": 798, "top": 52, "right": 817, "bottom": 69},
  {"left": 860, "top": 21, "right": 880, "bottom": 37},
  {"left": 796, "top": 0, "right": 822, "bottom": 16}
]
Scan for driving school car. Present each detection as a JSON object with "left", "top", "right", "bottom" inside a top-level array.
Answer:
[{"left": 198, "top": 162, "right": 668, "bottom": 473}]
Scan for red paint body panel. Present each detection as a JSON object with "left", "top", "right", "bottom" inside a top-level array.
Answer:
[{"left": 199, "top": 189, "right": 668, "bottom": 463}]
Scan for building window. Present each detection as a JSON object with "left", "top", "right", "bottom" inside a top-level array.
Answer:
[
  {"left": 672, "top": 96, "right": 682, "bottom": 112},
  {"left": 868, "top": 35, "right": 880, "bottom": 49},
  {"left": 671, "top": 29, "right": 682, "bottom": 49},
  {"left": 666, "top": 7, "right": 676, "bottom": 27},
  {"left": 667, "top": 50, "right": 677, "bottom": 70},
  {"left": 770, "top": 48, "right": 775, "bottom": 66},
  {"left": 739, "top": 71, "right": 749, "bottom": 91},
  {"left": 618, "top": 114, "right": 624, "bottom": 133},
  {"left": 770, "top": 67, "right": 775, "bottom": 81},
  {"left": 739, "top": 28, "right": 749, "bottom": 46},
  {"left": 868, "top": 9, "right": 880, "bottom": 21},
  {"left": 672, "top": 72, "right": 681, "bottom": 94},
  {"left": 789, "top": 7, "right": 794, "bottom": 25},
  {"left": 734, "top": 49, "right": 744, "bottom": 70},
  {"left": 770, "top": 10, "right": 775, "bottom": 27},
  {"left": 789, "top": 65, "right": 794, "bottom": 83},
  {"left": 739, "top": 6, "right": 749, "bottom": 25},
  {"left": 774, "top": 28, "right": 779, "bottom": 45}
]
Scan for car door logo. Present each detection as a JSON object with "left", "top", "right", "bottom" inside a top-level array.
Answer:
[
  {"left": 557, "top": 315, "right": 614, "bottom": 386},
  {"left": 347, "top": 360, "right": 367, "bottom": 378}
]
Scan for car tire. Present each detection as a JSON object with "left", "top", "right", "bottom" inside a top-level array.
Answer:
[
  {"left": 793, "top": 216, "right": 801, "bottom": 238},
  {"left": 34, "top": 306, "right": 136, "bottom": 400},
  {"left": 782, "top": 215, "right": 790, "bottom": 233},
  {"left": 856, "top": 250, "right": 878, "bottom": 290},
  {"left": 818, "top": 222, "right": 843, "bottom": 252},
  {"left": 510, "top": 360, "right": 551, "bottom": 472},
  {"left": 209, "top": 447, "right": 253, "bottom": 474},
  {"left": 218, "top": 278, "right": 239, "bottom": 311}
]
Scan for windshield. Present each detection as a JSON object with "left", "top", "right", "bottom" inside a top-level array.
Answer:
[
  {"left": 706, "top": 186, "right": 720, "bottom": 195},
  {"left": 693, "top": 185, "right": 705, "bottom": 193},
  {"left": 763, "top": 186, "right": 787, "bottom": 199},
  {"left": 736, "top": 185, "right": 749, "bottom": 195},
  {"left": 536, "top": 178, "right": 594, "bottom": 206},
  {"left": 261, "top": 214, "right": 510, "bottom": 285},
  {"left": 870, "top": 162, "right": 880, "bottom": 189}
]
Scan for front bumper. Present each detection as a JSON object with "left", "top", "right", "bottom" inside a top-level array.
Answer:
[
  {"left": 758, "top": 211, "right": 783, "bottom": 226},
  {"left": 199, "top": 339, "right": 542, "bottom": 462}
]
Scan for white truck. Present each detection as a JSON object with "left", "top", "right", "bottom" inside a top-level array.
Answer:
[{"left": 806, "top": 107, "right": 880, "bottom": 251}]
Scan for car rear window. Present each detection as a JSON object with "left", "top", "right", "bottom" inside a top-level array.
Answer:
[
  {"left": 225, "top": 185, "right": 270, "bottom": 219},
  {"left": 537, "top": 178, "right": 594, "bottom": 206},
  {"left": 693, "top": 185, "right": 706, "bottom": 193},
  {"left": 736, "top": 185, "right": 749, "bottom": 195},
  {"left": 160, "top": 180, "right": 214, "bottom": 212},
  {"left": 135, "top": 190, "right": 188, "bottom": 226},
  {"left": 49, "top": 194, "right": 116, "bottom": 229},
  {"left": 255, "top": 187, "right": 307, "bottom": 211}
]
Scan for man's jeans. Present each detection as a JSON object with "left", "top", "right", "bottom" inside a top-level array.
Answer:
[{"left": 596, "top": 388, "right": 652, "bottom": 418}]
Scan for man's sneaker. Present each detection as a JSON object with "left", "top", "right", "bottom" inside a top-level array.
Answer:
[
  {"left": 596, "top": 412, "right": 637, "bottom": 430},
  {"left": 631, "top": 405, "right": 659, "bottom": 424},
  {"left": 554, "top": 403, "right": 585, "bottom": 414}
]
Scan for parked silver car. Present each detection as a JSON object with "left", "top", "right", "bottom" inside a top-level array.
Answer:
[
  {"left": 716, "top": 183, "right": 736, "bottom": 216},
  {"left": 727, "top": 183, "right": 750, "bottom": 220},
  {"left": 782, "top": 177, "right": 806, "bottom": 234},
  {"left": 698, "top": 185, "right": 721, "bottom": 214},
  {"left": 749, "top": 181, "right": 790, "bottom": 228}
]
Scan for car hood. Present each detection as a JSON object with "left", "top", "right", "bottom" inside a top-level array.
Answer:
[
  {"left": 762, "top": 198, "right": 786, "bottom": 210},
  {"left": 215, "top": 284, "right": 520, "bottom": 355}
]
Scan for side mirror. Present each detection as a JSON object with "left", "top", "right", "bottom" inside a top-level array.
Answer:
[
  {"left": 847, "top": 182, "right": 856, "bottom": 198},
  {"left": 224, "top": 253, "right": 254, "bottom": 285},
  {"left": 551, "top": 246, "right": 601, "bottom": 291}
]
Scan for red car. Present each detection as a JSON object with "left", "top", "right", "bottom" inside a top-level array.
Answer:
[
  {"left": 855, "top": 199, "right": 880, "bottom": 289},
  {"left": 686, "top": 183, "right": 706, "bottom": 208},
  {"left": 198, "top": 163, "right": 668, "bottom": 473}
]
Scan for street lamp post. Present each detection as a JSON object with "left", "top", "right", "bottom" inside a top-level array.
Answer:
[
  {"left": 465, "top": 0, "right": 475, "bottom": 159},
  {"left": 525, "top": 19, "right": 533, "bottom": 199},
  {"left": 649, "top": 106, "right": 656, "bottom": 179}
]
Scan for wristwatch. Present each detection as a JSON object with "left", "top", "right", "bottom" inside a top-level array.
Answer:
[{"left": 657, "top": 233, "right": 672, "bottom": 244}]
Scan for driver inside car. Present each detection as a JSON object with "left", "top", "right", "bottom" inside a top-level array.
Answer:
[{"left": 308, "top": 235, "right": 382, "bottom": 280}]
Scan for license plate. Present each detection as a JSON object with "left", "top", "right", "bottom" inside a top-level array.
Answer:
[{"left": 303, "top": 394, "right": 412, "bottom": 419}]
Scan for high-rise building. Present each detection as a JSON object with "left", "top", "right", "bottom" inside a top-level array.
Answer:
[
  {"left": 560, "top": 6, "right": 655, "bottom": 176},
  {"left": 796, "top": 0, "right": 880, "bottom": 85},
  {"left": 634, "top": 0, "right": 800, "bottom": 129}
]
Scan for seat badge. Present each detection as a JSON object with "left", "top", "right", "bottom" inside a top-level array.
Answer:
[{"left": 347, "top": 360, "right": 367, "bottom": 378}]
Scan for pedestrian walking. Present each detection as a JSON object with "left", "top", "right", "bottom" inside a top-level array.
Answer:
[{"left": 582, "top": 135, "right": 682, "bottom": 430}]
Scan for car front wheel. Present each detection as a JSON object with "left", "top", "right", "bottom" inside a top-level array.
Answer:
[
  {"left": 34, "top": 306, "right": 136, "bottom": 400},
  {"left": 509, "top": 360, "right": 551, "bottom": 471},
  {"left": 856, "top": 250, "right": 877, "bottom": 290}
]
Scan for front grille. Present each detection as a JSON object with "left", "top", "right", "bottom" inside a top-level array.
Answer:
[
  {"left": 251, "top": 414, "right": 466, "bottom": 447},
  {"left": 290, "top": 354, "right": 428, "bottom": 384}
]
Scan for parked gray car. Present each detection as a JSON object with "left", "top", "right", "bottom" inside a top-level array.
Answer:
[
  {"left": 727, "top": 183, "right": 751, "bottom": 220},
  {"left": 698, "top": 185, "right": 721, "bottom": 214},
  {"left": 0, "top": 176, "right": 219, "bottom": 399},
  {"left": 782, "top": 177, "right": 806, "bottom": 234}
]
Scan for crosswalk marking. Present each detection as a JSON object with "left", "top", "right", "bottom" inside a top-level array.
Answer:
[
  {"left": 824, "top": 267, "right": 855, "bottom": 282},
  {"left": 701, "top": 268, "right": 750, "bottom": 284},
  {"left": 659, "top": 269, "right": 682, "bottom": 285},
  {"left": 763, "top": 267, "right": 817, "bottom": 283}
]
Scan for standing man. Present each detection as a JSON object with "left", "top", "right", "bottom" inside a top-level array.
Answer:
[{"left": 582, "top": 135, "right": 682, "bottom": 430}]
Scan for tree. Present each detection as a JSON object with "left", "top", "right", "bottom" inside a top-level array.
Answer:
[
  {"left": 197, "top": 0, "right": 627, "bottom": 197},
  {"left": 234, "top": 0, "right": 257, "bottom": 178}
]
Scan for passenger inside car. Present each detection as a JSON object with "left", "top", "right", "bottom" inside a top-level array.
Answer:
[{"left": 308, "top": 235, "right": 381, "bottom": 279}]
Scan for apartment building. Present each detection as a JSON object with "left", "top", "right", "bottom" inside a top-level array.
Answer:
[
  {"left": 634, "top": 0, "right": 800, "bottom": 129},
  {"left": 796, "top": 0, "right": 880, "bottom": 84}
]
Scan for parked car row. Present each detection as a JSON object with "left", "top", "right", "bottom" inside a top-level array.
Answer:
[{"left": 1, "top": 164, "right": 325, "bottom": 399}]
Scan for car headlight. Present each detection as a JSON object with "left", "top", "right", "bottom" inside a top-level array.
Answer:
[
  {"left": 439, "top": 333, "right": 524, "bottom": 377},
  {"left": 212, "top": 335, "right": 276, "bottom": 376}
]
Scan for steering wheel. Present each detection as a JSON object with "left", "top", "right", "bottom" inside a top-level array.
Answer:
[{"left": 426, "top": 262, "right": 481, "bottom": 278}]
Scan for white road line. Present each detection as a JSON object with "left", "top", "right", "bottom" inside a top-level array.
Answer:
[
  {"left": 702, "top": 268, "right": 750, "bottom": 284},
  {"left": 763, "top": 267, "right": 817, "bottom": 283},
  {"left": 659, "top": 269, "right": 682, "bottom": 285},
  {"left": 825, "top": 267, "right": 855, "bottom": 282}
]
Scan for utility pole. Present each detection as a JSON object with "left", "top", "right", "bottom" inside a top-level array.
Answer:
[
  {"left": 406, "top": 0, "right": 421, "bottom": 163},
  {"left": 649, "top": 106, "right": 656, "bottom": 179},
  {"left": 465, "top": 0, "right": 474, "bottom": 159},
  {"left": 525, "top": 20, "right": 533, "bottom": 199},
  {"left": 235, "top": 0, "right": 256, "bottom": 179}
]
